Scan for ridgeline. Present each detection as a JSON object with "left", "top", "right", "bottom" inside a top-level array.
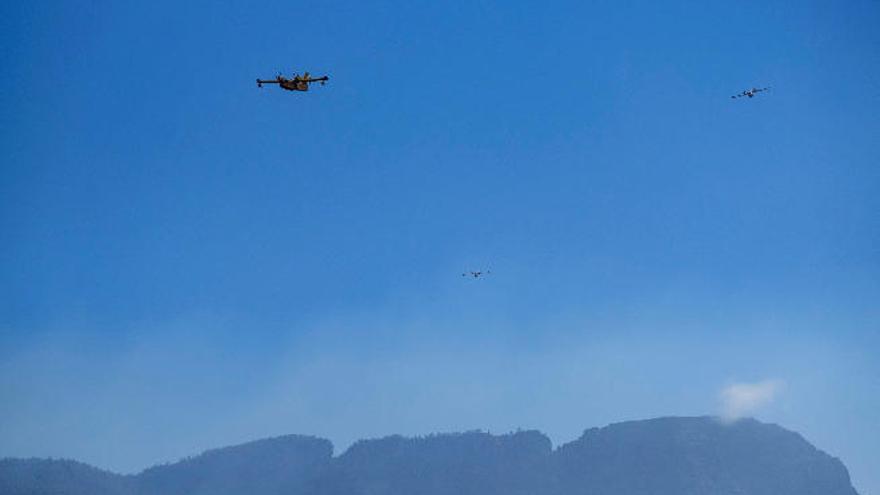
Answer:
[{"left": 0, "top": 417, "right": 859, "bottom": 495}]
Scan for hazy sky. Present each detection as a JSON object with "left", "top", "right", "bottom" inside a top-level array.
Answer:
[{"left": 1, "top": 0, "right": 878, "bottom": 493}]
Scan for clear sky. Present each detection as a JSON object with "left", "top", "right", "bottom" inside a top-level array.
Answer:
[{"left": 1, "top": 0, "right": 878, "bottom": 493}]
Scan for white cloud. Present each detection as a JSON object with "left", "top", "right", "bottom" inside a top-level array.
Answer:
[{"left": 718, "top": 379, "right": 784, "bottom": 422}]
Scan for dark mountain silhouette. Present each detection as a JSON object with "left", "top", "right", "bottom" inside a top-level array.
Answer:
[
  {"left": 553, "top": 417, "right": 858, "bottom": 495},
  {"left": 136, "top": 435, "right": 332, "bottom": 495},
  {"left": 0, "top": 458, "right": 134, "bottom": 495},
  {"left": 309, "top": 429, "right": 553, "bottom": 495},
  {"left": 0, "top": 417, "right": 860, "bottom": 495}
]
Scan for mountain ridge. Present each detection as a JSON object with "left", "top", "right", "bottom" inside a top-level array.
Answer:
[{"left": 0, "top": 416, "right": 860, "bottom": 495}]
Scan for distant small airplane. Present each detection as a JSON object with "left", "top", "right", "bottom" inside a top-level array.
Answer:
[
  {"left": 462, "top": 270, "right": 490, "bottom": 279},
  {"left": 257, "top": 71, "right": 329, "bottom": 92},
  {"left": 731, "top": 86, "right": 770, "bottom": 99}
]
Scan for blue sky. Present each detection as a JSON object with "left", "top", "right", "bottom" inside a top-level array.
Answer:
[{"left": 1, "top": 0, "right": 878, "bottom": 492}]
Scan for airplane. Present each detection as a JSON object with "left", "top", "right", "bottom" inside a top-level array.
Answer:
[
  {"left": 731, "top": 86, "right": 770, "bottom": 99},
  {"left": 257, "top": 71, "right": 329, "bottom": 92},
  {"left": 462, "top": 270, "right": 490, "bottom": 279}
]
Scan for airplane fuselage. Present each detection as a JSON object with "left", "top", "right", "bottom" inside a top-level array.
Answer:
[{"left": 280, "top": 80, "right": 309, "bottom": 91}]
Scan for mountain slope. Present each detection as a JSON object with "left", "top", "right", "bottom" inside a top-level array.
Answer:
[
  {"left": 0, "top": 458, "right": 133, "bottom": 495},
  {"left": 135, "top": 435, "right": 332, "bottom": 495},
  {"left": 553, "top": 417, "right": 858, "bottom": 495}
]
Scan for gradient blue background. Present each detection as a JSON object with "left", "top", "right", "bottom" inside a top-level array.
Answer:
[{"left": 2, "top": 0, "right": 878, "bottom": 493}]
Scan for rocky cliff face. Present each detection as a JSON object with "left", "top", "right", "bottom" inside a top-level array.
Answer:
[{"left": 0, "top": 417, "right": 860, "bottom": 495}]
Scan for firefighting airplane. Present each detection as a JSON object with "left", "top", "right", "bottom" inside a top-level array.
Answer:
[
  {"left": 256, "top": 71, "right": 329, "bottom": 92},
  {"left": 731, "top": 86, "right": 770, "bottom": 99},
  {"left": 462, "top": 270, "right": 491, "bottom": 279}
]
